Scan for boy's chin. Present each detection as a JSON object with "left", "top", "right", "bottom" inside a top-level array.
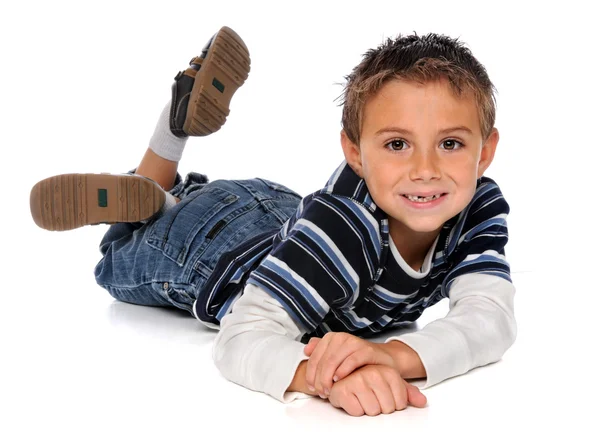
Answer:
[
  {"left": 397, "top": 217, "right": 446, "bottom": 235},
  {"left": 408, "top": 224, "right": 444, "bottom": 234}
]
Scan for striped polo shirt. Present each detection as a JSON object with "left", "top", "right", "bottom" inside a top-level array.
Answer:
[{"left": 193, "top": 161, "right": 511, "bottom": 340}]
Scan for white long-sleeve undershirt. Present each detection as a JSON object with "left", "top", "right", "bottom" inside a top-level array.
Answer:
[{"left": 210, "top": 237, "right": 517, "bottom": 403}]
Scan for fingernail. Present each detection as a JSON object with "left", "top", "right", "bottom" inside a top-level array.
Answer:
[
  {"left": 308, "top": 385, "right": 315, "bottom": 392},
  {"left": 333, "top": 375, "right": 339, "bottom": 382},
  {"left": 324, "top": 388, "right": 330, "bottom": 396},
  {"left": 319, "top": 393, "right": 327, "bottom": 399}
]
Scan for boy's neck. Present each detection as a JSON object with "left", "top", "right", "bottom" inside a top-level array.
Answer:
[{"left": 389, "top": 220, "right": 441, "bottom": 271}]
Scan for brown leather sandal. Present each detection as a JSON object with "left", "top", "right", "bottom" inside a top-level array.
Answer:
[
  {"left": 30, "top": 173, "right": 165, "bottom": 231},
  {"left": 170, "top": 26, "right": 251, "bottom": 137}
]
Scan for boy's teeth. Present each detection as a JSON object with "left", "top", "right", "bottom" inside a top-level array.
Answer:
[{"left": 405, "top": 194, "right": 442, "bottom": 202}]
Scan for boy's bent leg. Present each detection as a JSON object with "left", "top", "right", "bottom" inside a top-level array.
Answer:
[
  {"left": 94, "top": 171, "right": 212, "bottom": 311},
  {"left": 94, "top": 221, "right": 173, "bottom": 308},
  {"left": 134, "top": 25, "right": 251, "bottom": 191},
  {"left": 30, "top": 26, "right": 251, "bottom": 310},
  {"left": 136, "top": 147, "right": 179, "bottom": 192},
  {"left": 30, "top": 25, "right": 251, "bottom": 232}
]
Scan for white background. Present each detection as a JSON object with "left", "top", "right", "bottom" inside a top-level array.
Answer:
[{"left": 1, "top": 0, "right": 599, "bottom": 437}]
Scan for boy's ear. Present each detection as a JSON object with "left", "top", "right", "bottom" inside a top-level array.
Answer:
[
  {"left": 340, "top": 130, "right": 363, "bottom": 177},
  {"left": 477, "top": 128, "right": 499, "bottom": 178}
]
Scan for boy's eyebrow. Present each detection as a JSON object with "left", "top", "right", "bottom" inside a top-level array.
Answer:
[{"left": 374, "top": 126, "right": 474, "bottom": 136}]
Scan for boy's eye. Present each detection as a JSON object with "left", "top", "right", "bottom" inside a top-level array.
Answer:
[
  {"left": 440, "top": 140, "right": 463, "bottom": 150},
  {"left": 386, "top": 139, "right": 406, "bottom": 151}
]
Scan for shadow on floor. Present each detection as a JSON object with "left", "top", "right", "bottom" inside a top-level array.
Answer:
[{"left": 105, "top": 300, "right": 217, "bottom": 346}]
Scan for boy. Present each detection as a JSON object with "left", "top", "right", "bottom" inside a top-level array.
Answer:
[{"left": 30, "top": 26, "right": 516, "bottom": 417}]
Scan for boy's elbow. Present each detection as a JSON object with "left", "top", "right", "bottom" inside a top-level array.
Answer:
[
  {"left": 506, "top": 312, "right": 518, "bottom": 350},
  {"left": 485, "top": 291, "right": 517, "bottom": 354},
  {"left": 211, "top": 316, "right": 239, "bottom": 367},
  {"left": 487, "top": 294, "right": 517, "bottom": 356},
  {"left": 211, "top": 313, "right": 239, "bottom": 367},
  {"left": 494, "top": 283, "right": 518, "bottom": 351},
  {"left": 212, "top": 330, "right": 225, "bottom": 365}
]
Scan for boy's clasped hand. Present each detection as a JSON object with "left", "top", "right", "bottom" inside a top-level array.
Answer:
[{"left": 303, "top": 333, "right": 427, "bottom": 416}]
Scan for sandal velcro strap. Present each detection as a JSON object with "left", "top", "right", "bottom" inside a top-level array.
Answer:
[
  {"left": 182, "top": 67, "right": 198, "bottom": 78},
  {"left": 189, "top": 56, "right": 203, "bottom": 68}
]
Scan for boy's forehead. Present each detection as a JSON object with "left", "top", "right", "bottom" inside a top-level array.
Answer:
[{"left": 362, "top": 78, "right": 481, "bottom": 136}]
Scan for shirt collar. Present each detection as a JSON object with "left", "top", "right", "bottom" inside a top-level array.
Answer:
[{"left": 322, "top": 161, "right": 382, "bottom": 215}]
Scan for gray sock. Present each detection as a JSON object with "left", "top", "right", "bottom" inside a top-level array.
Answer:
[{"left": 149, "top": 102, "right": 188, "bottom": 162}]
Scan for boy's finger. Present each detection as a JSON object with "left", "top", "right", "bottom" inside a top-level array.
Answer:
[
  {"left": 316, "top": 358, "right": 339, "bottom": 396},
  {"left": 316, "top": 343, "right": 358, "bottom": 395},
  {"left": 372, "top": 383, "right": 397, "bottom": 415},
  {"left": 333, "top": 351, "right": 368, "bottom": 382},
  {"left": 391, "top": 384, "right": 407, "bottom": 411},
  {"left": 406, "top": 383, "right": 427, "bottom": 408},
  {"left": 357, "top": 389, "right": 383, "bottom": 417},
  {"left": 303, "top": 337, "right": 321, "bottom": 356},
  {"left": 332, "top": 391, "right": 364, "bottom": 417},
  {"left": 305, "top": 337, "right": 331, "bottom": 390}
]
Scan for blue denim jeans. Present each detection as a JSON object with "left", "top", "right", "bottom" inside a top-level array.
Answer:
[{"left": 94, "top": 171, "right": 302, "bottom": 317}]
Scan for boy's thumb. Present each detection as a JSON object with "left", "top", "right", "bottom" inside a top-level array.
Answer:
[
  {"left": 406, "top": 383, "right": 428, "bottom": 408},
  {"left": 303, "top": 337, "right": 321, "bottom": 356}
]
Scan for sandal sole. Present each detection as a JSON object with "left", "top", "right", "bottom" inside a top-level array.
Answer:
[
  {"left": 30, "top": 173, "right": 166, "bottom": 231},
  {"left": 183, "top": 26, "right": 251, "bottom": 136}
]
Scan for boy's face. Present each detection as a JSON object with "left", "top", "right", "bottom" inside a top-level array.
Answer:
[{"left": 341, "top": 78, "right": 498, "bottom": 242}]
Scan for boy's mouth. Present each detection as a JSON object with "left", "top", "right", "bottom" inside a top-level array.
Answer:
[{"left": 402, "top": 193, "right": 446, "bottom": 203}]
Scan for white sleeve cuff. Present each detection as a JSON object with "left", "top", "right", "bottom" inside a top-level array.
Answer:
[
  {"left": 213, "top": 283, "right": 314, "bottom": 403},
  {"left": 250, "top": 335, "right": 312, "bottom": 403}
]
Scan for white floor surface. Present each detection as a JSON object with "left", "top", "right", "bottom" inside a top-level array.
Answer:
[{"left": 2, "top": 260, "right": 598, "bottom": 437}]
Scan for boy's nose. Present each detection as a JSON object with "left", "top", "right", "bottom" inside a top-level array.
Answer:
[{"left": 409, "top": 150, "right": 441, "bottom": 181}]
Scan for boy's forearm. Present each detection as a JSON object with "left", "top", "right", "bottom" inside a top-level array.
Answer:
[{"left": 382, "top": 340, "right": 427, "bottom": 379}]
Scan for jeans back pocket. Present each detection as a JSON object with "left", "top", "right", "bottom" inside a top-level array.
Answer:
[{"left": 146, "top": 186, "right": 239, "bottom": 267}]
